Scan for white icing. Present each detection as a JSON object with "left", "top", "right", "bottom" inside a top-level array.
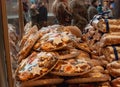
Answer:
[{"left": 19, "top": 58, "right": 39, "bottom": 72}]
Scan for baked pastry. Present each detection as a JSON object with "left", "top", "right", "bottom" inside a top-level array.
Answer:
[
  {"left": 98, "top": 19, "right": 120, "bottom": 33},
  {"left": 89, "top": 42, "right": 102, "bottom": 55},
  {"left": 99, "top": 19, "right": 120, "bottom": 25},
  {"left": 18, "top": 29, "right": 41, "bottom": 63},
  {"left": 76, "top": 50, "right": 90, "bottom": 60},
  {"left": 65, "top": 66, "right": 110, "bottom": 84},
  {"left": 63, "top": 26, "right": 82, "bottom": 38},
  {"left": 51, "top": 59, "right": 92, "bottom": 76},
  {"left": 21, "top": 78, "right": 64, "bottom": 87},
  {"left": 112, "top": 77, "right": 120, "bottom": 87},
  {"left": 102, "top": 46, "right": 120, "bottom": 62},
  {"left": 75, "top": 42, "right": 91, "bottom": 53},
  {"left": 99, "top": 55, "right": 109, "bottom": 67},
  {"left": 100, "top": 33, "right": 120, "bottom": 47},
  {"left": 81, "top": 66, "right": 105, "bottom": 78},
  {"left": 24, "top": 22, "right": 32, "bottom": 33},
  {"left": 33, "top": 31, "right": 78, "bottom": 51},
  {"left": 102, "top": 46, "right": 120, "bottom": 55},
  {"left": 98, "top": 24, "right": 120, "bottom": 33},
  {"left": 16, "top": 52, "right": 58, "bottom": 81},
  {"left": 77, "top": 82, "right": 111, "bottom": 87},
  {"left": 19, "top": 25, "right": 38, "bottom": 48},
  {"left": 57, "top": 49, "right": 80, "bottom": 60},
  {"left": 98, "top": 81, "right": 111, "bottom": 87},
  {"left": 9, "top": 37, "right": 18, "bottom": 56},
  {"left": 8, "top": 24, "right": 18, "bottom": 44},
  {"left": 65, "top": 74, "right": 110, "bottom": 84},
  {"left": 89, "top": 59, "right": 102, "bottom": 66},
  {"left": 107, "top": 61, "right": 120, "bottom": 77},
  {"left": 21, "top": 74, "right": 64, "bottom": 87},
  {"left": 82, "top": 26, "right": 95, "bottom": 42}
]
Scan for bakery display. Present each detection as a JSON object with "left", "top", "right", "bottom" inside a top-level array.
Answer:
[
  {"left": 15, "top": 25, "right": 95, "bottom": 86},
  {"left": 10, "top": 16, "right": 120, "bottom": 86}
]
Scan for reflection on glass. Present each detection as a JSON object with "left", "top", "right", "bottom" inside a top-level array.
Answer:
[
  {"left": 6, "top": 0, "right": 20, "bottom": 35},
  {"left": 6, "top": 0, "right": 20, "bottom": 82},
  {"left": 6, "top": 0, "right": 19, "bottom": 19}
]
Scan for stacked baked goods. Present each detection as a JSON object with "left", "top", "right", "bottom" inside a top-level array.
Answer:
[
  {"left": 15, "top": 17, "right": 120, "bottom": 86},
  {"left": 16, "top": 25, "right": 97, "bottom": 87},
  {"left": 8, "top": 24, "right": 19, "bottom": 73},
  {"left": 82, "top": 16, "right": 120, "bottom": 87}
]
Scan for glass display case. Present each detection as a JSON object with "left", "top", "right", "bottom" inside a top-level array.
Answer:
[
  {"left": 6, "top": 0, "right": 24, "bottom": 38},
  {"left": 0, "top": 0, "right": 23, "bottom": 87}
]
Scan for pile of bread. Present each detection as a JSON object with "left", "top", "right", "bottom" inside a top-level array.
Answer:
[
  {"left": 82, "top": 17, "right": 120, "bottom": 87},
  {"left": 13, "top": 21, "right": 118, "bottom": 87}
]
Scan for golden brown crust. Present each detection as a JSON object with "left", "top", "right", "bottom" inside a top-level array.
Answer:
[
  {"left": 102, "top": 46, "right": 120, "bottom": 62},
  {"left": 81, "top": 65, "right": 105, "bottom": 78},
  {"left": 19, "top": 25, "right": 38, "bottom": 48},
  {"left": 18, "top": 29, "right": 41, "bottom": 63},
  {"left": 98, "top": 81, "right": 111, "bottom": 87},
  {"left": 107, "top": 61, "right": 120, "bottom": 77},
  {"left": 75, "top": 42, "right": 91, "bottom": 53},
  {"left": 112, "top": 77, "right": 120, "bottom": 87},
  {"left": 65, "top": 74, "right": 110, "bottom": 83},
  {"left": 33, "top": 31, "right": 77, "bottom": 51},
  {"left": 98, "top": 19, "right": 120, "bottom": 33},
  {"left": 51, "top": 59, "right": 92, "bottom": 76},
  {"left": 16, "top": 52, "right": 58, "bottom": 81},
  {"left": 63, "top": 26, "right": 82, "bottom": 38},
  {"left": 57, "top": 49, "right": 80, "bottom": 60},
  {"left": 89, "top": 59, "right": 102, "bottom": 66},
  {"left": 111, "top": 77, "right": 120, "bottom": 87},
  {"left": 24, "top": 22, "right": 32, "bottom": 33},
  {"left": 76, "top": 50, "right": 90, "bottom": 62},
  {"left": 21, "top": 78, "right": 64, "bottom": 87},
  {"left": 100, "top": 33, "right": 120, "bottom": 47}
]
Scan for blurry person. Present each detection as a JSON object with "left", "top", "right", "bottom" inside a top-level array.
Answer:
[
  {"left": 84, "top": 0, "right": 91, "bottom": 9},
  {"left": 23, "top": 0, "right": 30, "bottom": 25},
  {"left": 70, "top": 0, "right": 88, "bottom": 32},
  {"left": 30, "top": 4, "right": 39, "bottom": 26},
  {"left": 88, "top": 0, "right": 99, "bottom": 21},
  {"left": 110, "top": 0, "right": 115, "bottom": 17},
  {"left": 30, "top": 0, "right": 36, "bottom": 4},
  {"left": 114, "top": 0, "right": 120, "bottom": 18},
  {"left": 110, "top": 0, "right": 115, "bottom": 9},
  {"left": 97, "top": 3, "right": 103, "bottom": 14},
  {"left": 38, "top": 2, "right": 48, "bottom": 28},
  {"left": 52, "top": 0, "right": 72, "bottom": 26},
  {"left": 102, "top": 0, "right": 113, "bottom": 18}
]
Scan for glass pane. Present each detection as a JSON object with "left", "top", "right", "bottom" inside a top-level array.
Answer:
[
  {"left": 6, "top": 0, "right": 20, "bottom": 34},
  {"left": 6, "top": 0, "right": 20, "bottom": 86},
  {"left": 6, "top": 0, "right": 18, "bottom": 17}
]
